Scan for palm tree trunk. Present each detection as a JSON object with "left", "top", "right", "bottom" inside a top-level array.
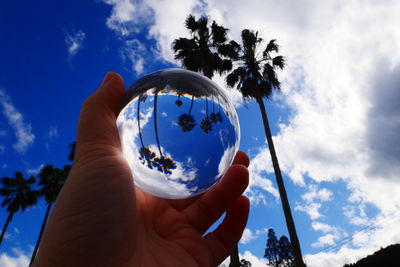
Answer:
[
  {"left": 153, "top": 92, "right": 163, "bottom": 157},
  {"left": 29, "top": 202, "right": 52, "bottom": 266},
  {"left": 0, "top": 212, "right": 13, "bottom": 246},
  {"left": 188, "top": 96, "right": 194, "bottom": 116},
  {"left": 256, "top": 95, "right": 306, "bottom": 267},
  {"left": 229, "top": 245, "right": 240, "bottom": 267},
  {"left": 137, "top": 96, "right": 145, "bottom": 148}
]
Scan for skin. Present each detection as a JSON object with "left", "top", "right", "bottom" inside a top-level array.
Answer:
[{"left": 33, "top": 73, "right": 250, "bottom": 267}]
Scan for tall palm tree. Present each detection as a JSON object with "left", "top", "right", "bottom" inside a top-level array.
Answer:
[
  {"left": 137, "top": 94, "right": 157, "bottom": 169},
  {"left": 172, "top": 14, "right": 232, "bottom": 79},
  {"left": 0, "top": 172, "right": 38, "bottom": 246},
  {"left": 153, "top": 91, "right": 176, "bottom": 175},
  {"left": 173, "top": 14, "right": 240, "bottom": 267},
  {"left": 224, "top": 29, "right": 306, "bottom": 267},
  {"left": 29, "top": 164, "right": 71, "bottom": 265}
]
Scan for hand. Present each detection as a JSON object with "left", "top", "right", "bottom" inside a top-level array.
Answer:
[{"left": 33, "top": 73, "right": 250, "bottom": 267}]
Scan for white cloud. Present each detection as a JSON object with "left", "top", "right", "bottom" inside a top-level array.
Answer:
[
  {"left": 295, "top": 202, "right": 322, "bottom": 220},
  {"left": 134, "top": 57, "right": 144, "bottom": 74},
  {"left": 0, "top": 89, "right": 35, "bottom": 153},
  {"left": 311, "top": 222, "right": 336, "bottom": 234},
  {"left": 240, "top": 227, "right": 270, "bottom": 245},
  {"left": 119, "top": 38, "right": 147, "bottom": 76},
  {"left": 245, "top": 146, "right": 279, "bottom": 205},
  {"left": 0, "top": 249, "right": 29, "bottom": 267},
  {"left": 302, "top": 185, "right": 333, "bottom": 203},
  {"left": 295, "top": 184, "right": 334, "bottom": 220},
  {"left": 240, "top": 228, "right": 256, "bottom": 245},
  {"left": 65, "top": 29, "right": 86, "bottom": 59},
  {"left": 219, "top": 250, "right": 266, "bottom": 267},
  {"left": 104, "top": 0, "right": 153, "bottom": 36}
]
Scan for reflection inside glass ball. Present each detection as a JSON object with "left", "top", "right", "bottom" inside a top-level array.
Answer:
[{"left": 116, "top": 69, "right": 240, "bottom": 199}]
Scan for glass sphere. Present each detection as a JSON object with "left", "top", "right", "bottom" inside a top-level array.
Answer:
[{"left": 116, "top": 69, "right": 240, "bottom": 199}]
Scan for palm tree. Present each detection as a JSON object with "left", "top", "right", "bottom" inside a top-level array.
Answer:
[
  {"left": 209, "top": 96, "right": 223, "bottom": 124},
  {"left": 173, "top": 14, "right": 239, "bottom": 267},
  {"left": 137, "top": 94, "right": 157, "bottom": 169},
  {"left": 29, "top": 164, "right": 71, "bottom": 265},
  {"left": 224, "top": 29, "right": 305, "bottom": 267},
  {"left": 178, "top": 96, "right": 197, "bottom": 132},
  {"left": 153, "top": 91, "right": 176, "bottom": 175},
  {"left": 200, "top": 98, "right": 212, "bottom": 133},
  {"left": 0, "top": 172, "right": 38, "bottom": 246},
  {"left": 172, "top": 14, "right": 232, "bottom": 79}
]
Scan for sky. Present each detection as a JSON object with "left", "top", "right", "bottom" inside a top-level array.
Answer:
[{"left": 0, "top": 0, "right": 400, "bottom": 266}]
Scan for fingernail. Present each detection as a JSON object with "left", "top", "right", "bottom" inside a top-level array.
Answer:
[{"left": 101, "top": 72, "right": 114, "bottom": 86}]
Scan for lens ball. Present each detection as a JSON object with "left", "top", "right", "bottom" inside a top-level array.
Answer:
[{"left": 117, "top": 68, "right": 240, "bottom": 199}]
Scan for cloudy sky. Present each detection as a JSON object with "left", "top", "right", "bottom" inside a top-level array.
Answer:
[{"left": 1, "top": 0, "right": 400, "bottom": 266}]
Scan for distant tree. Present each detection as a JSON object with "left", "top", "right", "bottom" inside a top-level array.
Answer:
[
  {"left": 0, "top": 172, "right": 38, "bottom": 246},
  {"left": 265, "top": 228, "right": 280, "bottom": 267},
  {"left": 278, "top": 236, "right": 295, "bottom": 267},
  {"left": 265, "top": 228, "right": 295, "bottom": 267}
]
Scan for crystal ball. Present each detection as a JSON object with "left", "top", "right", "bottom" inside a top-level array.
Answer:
[{"left": 116, "top": 68, "right": 240, "bottom": 199}]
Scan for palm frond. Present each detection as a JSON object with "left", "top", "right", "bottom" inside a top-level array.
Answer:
[
  {"left": 263, "top": 63, "right": 281, "bottom": 90},
  {"left": 219, "top": 59, "right": 232, "bottom": 74},
  {"left": 211, "top": 21, "right": 228, "bottom": 44},
  {"left": 226, "top": 72, "right": 239, "bottom": 87},
  {"left": 197, "top": 16, "right": 210, "bottom": 40},
  {"left": 185, "top": 14, "right": 198, "bottom": 33},
  {"left": 241, "top": 29, "right": 261, "bottom": 53},
  {"left": 172, "top": 38, "right": 196, "bottom": 56},
  {"left": 1, "top": 197, "right": 13, "bottom": 207},
  {"left": 265, "top": 39, "right": 279, "bottom": 53},
  {"left": 218, "top": 40, "right": 240, "bottom": 59},
  {"left": 272, "top": 55, "right": 285, "bottom": 70}
]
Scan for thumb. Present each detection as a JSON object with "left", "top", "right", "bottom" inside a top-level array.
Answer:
[{"left": 75, "top": 72, "right": 125, "bottom": 162}]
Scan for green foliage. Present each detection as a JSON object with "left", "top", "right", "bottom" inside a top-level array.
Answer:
[{"left": 264, "top": 229, "right": 295, "bottom": 267}]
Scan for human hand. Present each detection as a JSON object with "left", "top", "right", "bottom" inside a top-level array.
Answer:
[{"left": 33, "top": 73, "right": 250, "bottom": 267}]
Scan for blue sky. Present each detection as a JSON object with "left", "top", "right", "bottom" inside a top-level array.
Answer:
[{"left": 1, "top": 1, "right": 400, "bottom": 266}]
